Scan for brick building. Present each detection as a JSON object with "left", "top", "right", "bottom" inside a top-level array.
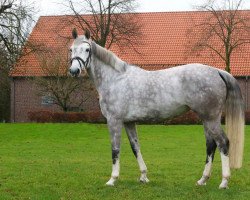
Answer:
[{"left": 10, "top": 11, "right": 250, "bottom": 122}]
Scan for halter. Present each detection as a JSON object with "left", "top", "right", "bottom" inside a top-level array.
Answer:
[{"left": 70, "top": 41, "right": 92, "bottom": 70}]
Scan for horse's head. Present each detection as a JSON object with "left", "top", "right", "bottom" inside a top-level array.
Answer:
[{"left": 69, "top": 28, "right": 92, "bottom": 77}]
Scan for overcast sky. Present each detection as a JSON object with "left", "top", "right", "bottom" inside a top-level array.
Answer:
[
  {"left": 35, "top": 0, "right": 250, "bottom": 17},
  {"left": 36, "top": 0, "right": 201, "bottom": 16}
]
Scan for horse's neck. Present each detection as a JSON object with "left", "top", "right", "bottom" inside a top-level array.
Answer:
[
  {"left": 88, "top": 56, "right": 120, "bottom": 91},
  {"left": 88, "top": 42, "right": 127, "bottom": 92}
]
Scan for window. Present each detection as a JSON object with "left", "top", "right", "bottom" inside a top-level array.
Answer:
[{"left": 41, "top": 96, "right": 54, "bottom": 105}]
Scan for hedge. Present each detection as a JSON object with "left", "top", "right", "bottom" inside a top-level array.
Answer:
[
  {"left": 28, "top": 110, "right": 105, "bottom": 123},
  {"left": 28, "top": 110, "right": 250, "bottom": 124}
]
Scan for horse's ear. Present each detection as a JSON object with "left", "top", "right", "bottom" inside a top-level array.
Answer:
[
  {"left": 72, "top": 28, "right": 78, "bottom": 39},
  {"left": 85, "top": 29, "right": 90, "bottom": 39}
]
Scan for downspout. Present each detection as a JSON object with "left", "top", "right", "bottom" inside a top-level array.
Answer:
[
  {"left": 13, "top": 77, "right": 15, "bottom": 122},
  {"left": 246, "top": 76, "right": 248, "bottom": 111}
]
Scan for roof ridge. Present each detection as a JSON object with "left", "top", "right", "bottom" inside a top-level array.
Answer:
[{"left": 39, "top": 9, "right": 250, "bottom": 18}]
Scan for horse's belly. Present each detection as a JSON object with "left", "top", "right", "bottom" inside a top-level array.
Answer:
[{"left": 124, "top": 103, "right": 189, "bottom": 122}]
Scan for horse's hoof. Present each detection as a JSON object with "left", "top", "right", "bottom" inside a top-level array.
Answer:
[
  {"left": 219, "top": 182, "right": 229, "bottom": 189},
  {"left": 196, "top": 181, "right": 207, "bottom": 186},
  {"left": 219, "top": 184, "right": 229, "bottom": 189},
  {"left": 196, "top": 179, "right": 207, "bottom": 186},
  {"left": 219, "top": 178, "right": 229, "bottom": 189},
  {"left": 196, "top": 175, "right": 209, "bottom": 186},
  {"left": 139, "top": 174, "right": 150, "bottom": 183},
  {"left": 140, "top": 177, "right": 150, "bottom": 183},
  {"left": 106, "top": 181, "right": 114, "bottom": 186},
  {"left": 106, "top": 177, "right": 117, "bottom": 186}
]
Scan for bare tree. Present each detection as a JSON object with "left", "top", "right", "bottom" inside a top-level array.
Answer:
[
  {"left": 0, "top": 1, "right": 12, "bottom": 13},
  {"left": 0, "top": 0, "right": 34, "bottom": 121},
  {"left": 188, "top": 0, "right": 250, "bottom": 73},
  {"left": 62, "top": 0, "right": 142, "bottom": 50},
  {"left": 0, "top": 0, "right": 34, "bottom": 64},
  {"left": 0, "top": 47, "right": 10, "bottom": 122},
  {"left": 34, "top": 50, "right": 95, "bottom": 112}
]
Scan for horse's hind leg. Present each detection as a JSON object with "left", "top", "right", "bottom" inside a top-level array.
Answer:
[
  {"left": 197, "top": 124, "right": 217, "bottom": 186},
  {"left": 198, "top": 118, "right": 230, "bottom": 189},
  {"left": 124, "top": 122, "right": 149, "bottom": 183},
  {"left": 106, "top": 118, "right": 123, "bottom": 186}
]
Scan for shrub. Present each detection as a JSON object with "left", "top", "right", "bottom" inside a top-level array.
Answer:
[
  {"left": 245, "top": 111, "right": 250, "bottom": 124},
  {"left": 165, "top": 111, "right": 250, "bottom": 125},
  {"left": 28, "top": 110, "right": 105, "bottom": 123},
  {"left": 165, "top": 111, "right": 201, "bottom": 125},
  {"left": 28, "top": 110, "right": 250, "bottom": 125},
  {"left": 28, "top": 110, "right": 53, "bottom": 123}
]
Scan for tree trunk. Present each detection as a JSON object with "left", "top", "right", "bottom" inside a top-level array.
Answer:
[{"left": 225, "top": 52, "right": 231, "bottom": 73}]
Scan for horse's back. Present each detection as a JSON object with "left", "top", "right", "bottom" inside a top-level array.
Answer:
[{"left": 104, "top": 64, "right": 227, "bottom": 121}]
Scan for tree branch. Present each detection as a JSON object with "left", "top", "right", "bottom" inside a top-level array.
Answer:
[{"left": 0, "top": 3, "right": 12, "bottom": 14}]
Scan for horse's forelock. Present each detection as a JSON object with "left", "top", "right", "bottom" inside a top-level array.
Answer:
[{"left": 73, "top": 35, "right": 90, "bottom": 46}]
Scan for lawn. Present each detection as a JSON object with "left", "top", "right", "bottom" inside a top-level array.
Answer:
[{"left": 0, "top": 124, "right": 249, "bottom": 200}]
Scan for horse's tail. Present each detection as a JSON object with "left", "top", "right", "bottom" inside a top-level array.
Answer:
[{"left": 218, "top": 70, "right": 245, "bottom": 169}]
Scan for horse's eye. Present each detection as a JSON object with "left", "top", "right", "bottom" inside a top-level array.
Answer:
[{"left": 86, "top": 48, "right": 90, "bottom": 52}]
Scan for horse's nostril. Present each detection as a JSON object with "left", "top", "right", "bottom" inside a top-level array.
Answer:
[{"left": 69, "top": 68, "right": 75, "bottom": 76}]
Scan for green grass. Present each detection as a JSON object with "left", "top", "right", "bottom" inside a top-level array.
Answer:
[{"left": 0, "top": 124, "right": 249, "bottom": 200}]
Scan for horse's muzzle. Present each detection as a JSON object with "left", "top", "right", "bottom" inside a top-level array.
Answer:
[{"left": 69, "top": 68, "right": 80, "bottom": 77}]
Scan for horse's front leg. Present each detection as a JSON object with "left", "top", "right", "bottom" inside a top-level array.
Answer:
[
  {"left": 124, "top": 122, "right": 149, "bottom": 183},
  {"left": 106, "top": 118, "right": 123, "bottom": 186}
]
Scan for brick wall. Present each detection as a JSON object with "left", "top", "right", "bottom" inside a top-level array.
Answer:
[
  {"left": 11, "top": 76, "right": 250, "bottom": 122},
  {"left": 237, "top": 77, "right": 250, "bottom": 111},
  {"left": 11, "top": 77, "right": 101, "bottom": 122}
]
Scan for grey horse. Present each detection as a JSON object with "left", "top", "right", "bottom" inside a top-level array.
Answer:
[{"left": 69, "top": 29, "right": 244, "bottom": 189}]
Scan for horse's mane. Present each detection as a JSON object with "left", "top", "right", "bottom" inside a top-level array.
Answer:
[{"left": 91, "top": 42, "right": 127, "bottom": 72}]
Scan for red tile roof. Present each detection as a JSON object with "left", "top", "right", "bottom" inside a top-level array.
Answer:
[{"left": 11, "top": 11, "right": 250, "bottom": 77}]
